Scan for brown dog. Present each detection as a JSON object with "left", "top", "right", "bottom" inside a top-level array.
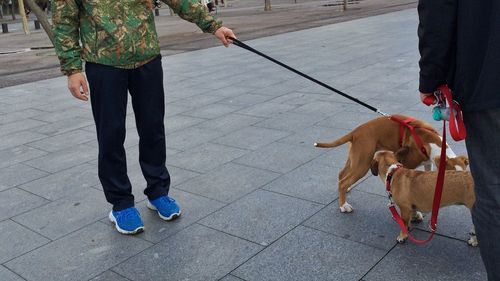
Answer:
[
  {"left": 370, "top": 151, "right": 477, "bottom": 246},
  {"left": 315, "top": 115, "right": 459, "bottom": 213}
]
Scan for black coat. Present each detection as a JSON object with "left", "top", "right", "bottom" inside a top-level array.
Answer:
[{"left": 418, "top": 0, "right": 500, "bottom": 112}]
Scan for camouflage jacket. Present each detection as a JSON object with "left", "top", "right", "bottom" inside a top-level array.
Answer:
[{"left": 52, "top": 0, "right": 222, "bottom": 75}]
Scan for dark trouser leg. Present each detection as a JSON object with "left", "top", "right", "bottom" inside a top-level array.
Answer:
[
  {"left": 128, "top": 56, "right": 170, "bottom": 201},
  {"left": 86, "top": 62, "right": 134, "bottom": 211},
  {"left": 464, "top": 108, "right": 500, "bottom": 280}
]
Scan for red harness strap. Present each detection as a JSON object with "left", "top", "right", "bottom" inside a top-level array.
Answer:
[
  {"left": 389, "top": 116, "right": 429, "bottom": 158},
  {"left": 385, "top": 124, "right": 447, "bottom": 244}
]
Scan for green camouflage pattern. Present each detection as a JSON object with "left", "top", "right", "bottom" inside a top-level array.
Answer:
[{"left": 52, "top": 0, "right": 222, "bottom": 75}]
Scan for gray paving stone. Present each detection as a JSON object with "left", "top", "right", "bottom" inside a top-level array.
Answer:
[
  {"left": 0, "top": 109, "right": 46, "bottom": 125},
  {"left": 176, "top": 163, "right": 280, "bottom": 203},
  {"left": 291, "top": 101, "right": 346, "bottom": 117},
  {"left": 262, "top": 160, "right": 338, "bottom": 205},
  {"left": 213, "top": 126, "right": 291, "bottom": 151},
  {"left": 278, "top": 126, "right": 351, "bottom": 148},
  {"left": 312, "top": 143, "right": 350, "bottom": 168},
  {"left": 217, "top": 93, "right": 273, "bottom": 106},
  {"left": 5, "top": 222, "right": 152, "bottom": 281},
  {"left": 0, "top": 266, "right": 24, "bottom": 281},
  {"left": 165, "top": 114, "right": 207, "bottom": 133},
  {"left": 31, "top": 107, "right": 92, "bottom": 123},
  {"left": 25, "top": 144, "right": 98, "bottom": 173},
  {"left": 165, "top": 94, "right": 226, "bottom": 110},
  {"left": 26, "top": 129, "right": 96, "bottom": 152},
  {"left": 0, "top": 119, "right": 48, "bottom": 137},
  {"left": 363, "top": 230, "right": 486, "bottom": 281},
  {"left": 166, "top": 126, "right": 226, "bottom": 150},
  {"left": 0, "top": 220, "right": 49, "bottom": 264},
  {"left": 89, "top": 271, "right": 129, "bottom": 281},
  {"left": 233, "top": 225, "right": 386, "bottom": 281},
  {"left": 0, "top": 164, "right": 49, "bottom": 192},
  {"left": 237, "top": 102, "right": 297, "bottom": 118},
  {"left": 315, "top": 110, "right": 375, "bottom": 130},
  {"left": 168, "top": 143, "right": 248, "bottom": 173},
  {"left": 254, "top": 112, "right": 326, "bottom": 132},
  {"left": 234, "top": 142, "right": 322, "bottom": 174},
  {"left": 209, "top": 85, "right": 257, "bottom": 97},
  {"left": 220, "top": 275, "right": 246, "bottom": 281},
  {"left": 354, "top": 174, "right": 386, "bottom": 197},
  {"left": 303, "top": 190, "right": 401, "bottom": 250},
  {"left": 194, "top": 113, "right": 263, "bottom": 134},
  {"left": 200, "top": 189, "right": 323, "bottom": 245},
  {"left": 0, "top": 188, "right": 48, "bottom": 221},
  {"left": 114, "top": 224, "right": 263, "bottom": 281},
  {"left": 0, "top": 131, "right": 48, "bottom": 151},
  {"left": 18, "top": 163, "right": 99, "bottom": 201},
  {"left": 31, "top": 118, "right": 95, "bottom": 136},
  {"left": 13, "top": 188, "right": 108, "bottom": 240},
  {"left": 0, "top": 145, "right": 48, "bottom": 169},
  {"left": 182, "top": 103, "right": 243, "bottom": 119}
]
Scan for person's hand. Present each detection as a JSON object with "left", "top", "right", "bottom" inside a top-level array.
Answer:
[
  {"left": 420, "top": 92, "right": 434, "bottom": 105},
  {"left": 214, "top": 26, "right": 236, "bottom": 47},
  {"left": 68, "top": 72, "right": 89, "bottom": 101}
]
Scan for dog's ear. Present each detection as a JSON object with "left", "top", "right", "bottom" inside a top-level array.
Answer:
[
  {"left": 394, "top": 146, "right": 410, "bottom": 162},
  {"left": 370, "top": 159, "right": 379, "bottom": 176}
]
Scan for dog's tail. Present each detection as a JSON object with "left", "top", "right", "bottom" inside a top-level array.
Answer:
[{"left": 314, "top": 133, "right": 352, "bottom": 148}]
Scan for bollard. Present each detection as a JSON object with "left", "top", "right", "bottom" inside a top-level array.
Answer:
[
  {"left": 154, "top": 8, "right": 159, "bottom": 16},
  {"left": 34, "top": 20, "right": 40, "bottom": 30},
  {"left": 2, "top": 23, "right": 8, "bottom": 33}
]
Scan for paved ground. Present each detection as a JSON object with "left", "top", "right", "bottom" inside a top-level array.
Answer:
[
  {"left": 0, "top": 0, "right": 417, "bottom": 87},
  {"left": 0, "top": 8, "right": 487, "bottom": 281}
]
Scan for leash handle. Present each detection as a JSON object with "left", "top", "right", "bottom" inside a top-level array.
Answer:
[
  {"left": 437, "top": 85, "right": 467, "bottom": 141},
  {"left": 229, "top": 37, "right": 387, "bottom": 115}
]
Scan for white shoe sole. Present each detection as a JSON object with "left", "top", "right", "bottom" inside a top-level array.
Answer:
[
  {"left": 108, "top": 211, "right": 144, "bottom": 235},
  {"left": 146, "top": 201, "right": 181, "bottom": 221}
]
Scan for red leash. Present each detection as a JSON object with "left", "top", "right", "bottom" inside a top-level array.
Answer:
[{"left": 388, "top": 85, "right": 466, "bottom": 244}]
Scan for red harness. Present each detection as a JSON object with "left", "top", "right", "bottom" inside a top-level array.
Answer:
[{"left": 389, "top": 116, "right": 432, "bottom": 158}]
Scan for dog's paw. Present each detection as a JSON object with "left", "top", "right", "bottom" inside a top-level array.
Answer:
[
  {"left": 397, "top": 235, "right": 408, "bottom": 244},
  {"left": 411, "top": 211, "right": 424, "bottom": 223},
  {"left": 340, "top": 202, "right": 353, "bottom": 213},
  {"left": 467, "top": 235, "right": 479, "bottom": 247}
]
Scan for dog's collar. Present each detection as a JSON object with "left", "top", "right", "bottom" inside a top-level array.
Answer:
[{"left": 385, "top": 163, "right": 403, "bottom": 192}]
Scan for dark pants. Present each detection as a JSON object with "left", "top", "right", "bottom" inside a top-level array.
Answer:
[
  {"left": 86, "top": 55, "right": 170, "bottom": 211},
  {"left": 464, "top": 108, "right": 500, "bottom": 280}
]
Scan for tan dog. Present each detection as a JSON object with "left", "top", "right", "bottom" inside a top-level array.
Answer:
[
  {"left": 370, "top": 151, "right": 477, "bottom": 246},
  {"left": 315, "top": 115, "right": 459, "bottom": 213}
]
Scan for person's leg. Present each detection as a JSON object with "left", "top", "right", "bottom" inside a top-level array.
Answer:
[
  {"left": 128, "top": 56, "right": 171, "bottom": 201},
  {"left": 464, "top": 108, "right": 500, "bottom": 280},
  {"left": 86, "top": 62, "right": 134, "bottom": 211}
]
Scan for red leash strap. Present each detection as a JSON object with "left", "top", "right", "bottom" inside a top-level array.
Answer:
[
  {"left": 386, "top": 124, "right": 447, "bottom": 244},
  {"left": 437, "top": 85, "right": 467, "bottom": 141},
  {"left": 390, "top": 116, "right": 429, "bottom": 158}
]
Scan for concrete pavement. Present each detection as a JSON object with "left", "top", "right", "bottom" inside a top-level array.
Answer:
[{"left": 0, "top": 8, "right": 486, "bottom": 281}]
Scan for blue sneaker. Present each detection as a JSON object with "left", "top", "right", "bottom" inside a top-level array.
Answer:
[
  {"left": 147, "top": 196, "right": 181, "bottom": 221},
  {"left": 108, "top": 207, "right": 144, "bottom": 235}
]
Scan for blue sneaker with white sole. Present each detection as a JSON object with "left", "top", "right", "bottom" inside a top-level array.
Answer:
[
  {"left": 147, "top": 196, "right": 181, "bottom": 221},
  {"left": 109, "top": 207, "right": 144, "bottom": 235}
]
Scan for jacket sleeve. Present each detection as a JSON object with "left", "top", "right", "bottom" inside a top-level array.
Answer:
[
  {"left": 52, "top": 0, "right": 82, "bottom": 76},
  {"left": 161, "top": 0, "right": 222, "bottom": 33},
  {"left": 417, "top": 0, "right": 457, "bottom": 93}
]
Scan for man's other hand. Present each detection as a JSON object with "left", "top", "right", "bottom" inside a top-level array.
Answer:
[
  {"left": 214, "top": 26, "right": 236, "bottom": 47},
  {"left": 68, "top": 72, "right": 89, "bottom": 101}
]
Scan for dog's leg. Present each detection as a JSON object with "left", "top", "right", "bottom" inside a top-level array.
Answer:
[
  {"left": 410, "top": 211, "right": 424, "bottom": 223},
  {"left": 467, "top": 225, "right": 479, "bottom": 247},
  {"left": 338, "top": 170, "right": 368, "bottom": 213},
  {"left": 397, "top": 207, "right": 412, "bottom": 243}
]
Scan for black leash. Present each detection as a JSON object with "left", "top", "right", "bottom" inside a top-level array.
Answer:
[{"left": 229, "top": 37, "right": 389, "bottom": 116}]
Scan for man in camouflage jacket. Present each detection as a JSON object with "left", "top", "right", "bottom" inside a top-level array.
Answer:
[{"left": 52, "top": 0, "right": 236, "bottom": 234}]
